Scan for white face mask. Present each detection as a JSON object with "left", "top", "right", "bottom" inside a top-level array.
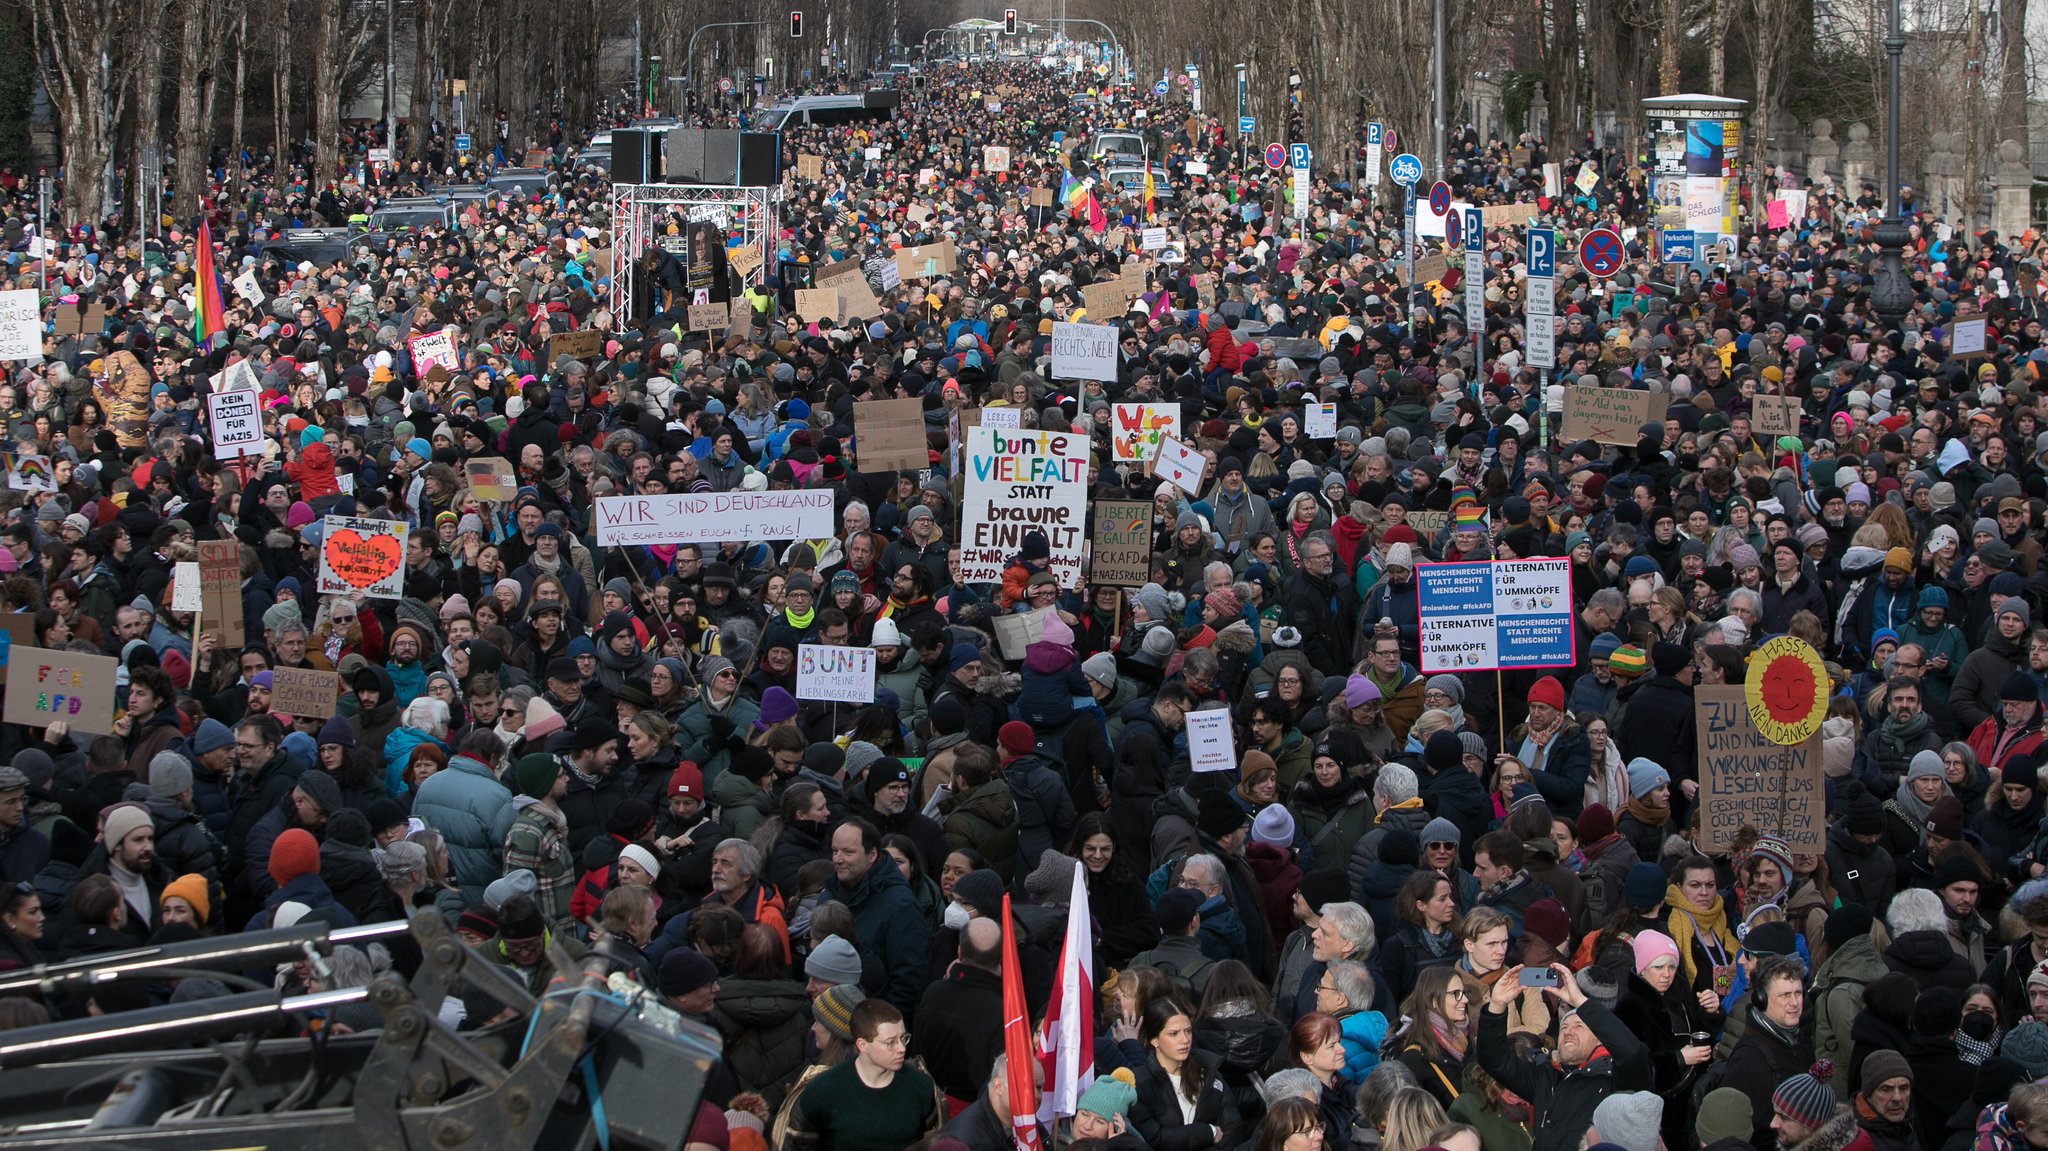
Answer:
[{"left": 943, "top": 901, "right": 971, "bottom": 930}]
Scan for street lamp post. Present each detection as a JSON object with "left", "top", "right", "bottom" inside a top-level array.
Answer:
[{"left": 1869, "top": 0, "right": 1912, "bottom": 322}]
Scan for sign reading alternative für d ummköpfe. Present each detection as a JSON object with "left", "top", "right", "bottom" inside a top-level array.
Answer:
[{"left": 1416, "top": 558, "right": 1575, "bottom": 673}]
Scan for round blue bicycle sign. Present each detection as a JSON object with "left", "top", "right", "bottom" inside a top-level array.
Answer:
[{"left": 1390, "top": 153, "right": 1422, "bottom": 187}]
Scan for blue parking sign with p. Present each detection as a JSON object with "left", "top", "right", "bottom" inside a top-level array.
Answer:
[
  {"left": 1367, "top": 123, "right": 1382, "bottom": 146},
  {"left": 1289, "top": 143, "right": 1311, "bottom": 170},
  {"left": 1463, "top": 207, "right": 1482, "bottom": 253},
  {"left": 1528, "top": 228, "right": 1555, "bottom": 278}
]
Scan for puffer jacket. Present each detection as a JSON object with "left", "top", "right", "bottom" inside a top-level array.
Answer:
[
  {"left": 1004, "top": 752, "right": 1075, "bottom": 876},
  {"left": 941, "top": 778, "right": 1019, "bottom": 883},
  {"left": 677, "top": 692, "right": 762, "bottom": 788},
  {"left": 713, "top": 977, "right": 811, "bottom": 1103},
  {"left": 1194, "top": 1001, "right": 1285, "bottom": 1095},
  {"left": 710, "top": 770, "right": 774, "bottom": 840},
  {"left": 382, "top": 726, "right": 449, "bottom": 799},
  {"left": 410, "top": 754, "right": 517, "bottom": 901}
]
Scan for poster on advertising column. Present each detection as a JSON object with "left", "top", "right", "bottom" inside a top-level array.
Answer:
[
  {"left": 959, "top": 426, "right": 1089, "bottom": 589},
  {"left": 1416, "top": 558, "right": 1575, "bottom": 673}
]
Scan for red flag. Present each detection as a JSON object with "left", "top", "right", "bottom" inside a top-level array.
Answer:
[
  {"left": 1086, "top": 192, "right": 1108, "bottom": 234},
  {"left": 1001, "top": 895, "right": 1042, "bottom": 1151}
]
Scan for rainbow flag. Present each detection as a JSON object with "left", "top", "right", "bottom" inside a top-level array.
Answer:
[
  {"left": 192, "top": 219, "right": 228, "bottom": 351},
  {"left": 1453, "top": 503, "right": 1487, "bottom": 531}
]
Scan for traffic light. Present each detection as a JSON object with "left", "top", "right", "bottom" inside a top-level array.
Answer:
[
  {"left": 789, "top": 10, "right": 803, "bottom": 37},
  {"left": 1004, "top": 8, "right": 1016, "bottom": 34}
]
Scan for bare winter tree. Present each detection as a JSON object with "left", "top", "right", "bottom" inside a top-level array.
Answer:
[{"left": 28, "top": 0, "right": 128, "bottom": 223}]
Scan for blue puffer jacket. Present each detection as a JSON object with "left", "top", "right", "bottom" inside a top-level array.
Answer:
[
  {"left": 382, "top": 727, "right": 450, "bottom": 799},
  {"left": 1336, "top": 1007, "right": 1388, "bottom": 1086},
  {"left": 410, "top": 754, "right": 517, "bottom": 901}
]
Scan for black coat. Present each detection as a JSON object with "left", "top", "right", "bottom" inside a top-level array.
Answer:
[
  {"left": 912, "top": 963, "right": 1005, "bottom": 1101},
  {"left": 1279, "top": 570, "right": 1358, "bottom": 678},
  {"left": 1616, "top": 674, "right": 1698, "bottom": 787},
  {"left": 1615, "top": 973, "right": 1720, "bottom": 1148},
  {"left": 1882, "top": 928, "right": 1977, "bottom": 993},
  {"left": 1129, "top": 1050, "right": 1249, "bottom": 1151},
  {"left": 1719, "top": 1005, "right": 1816, "bottom": 1151},
  {"left": 1474, "top": 998, "right": 1650, "bottom": 1151}
]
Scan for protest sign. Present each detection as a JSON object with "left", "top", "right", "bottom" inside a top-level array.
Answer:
[
  {"left": 547, "top": 329, "right": 605, "bottom": 364},
  {"left": 1140, "top": 227, "right": 1167, "bottom": 251},
  {"left": 0, "top": 289, "right": 39, "bottom": 361},
  {"left": 171, "top": 562, "right": 202, "bottom": 614},
  {"left": 796, "top": 644, "right": 876, "bottom": 703},
  {"left": 54, "top": 301, "right": 104, "bottom": 336},
  {"left": 726, "top": 243, "right": 763, "bottom": 281},
  {"left": 1187, "top": 709, "right": 1237, "bottom": 773},
  {"left": 594, "top": 490, "right": 836, "bottom": 547},
  {"left": 206, "top": 388, "right": 266, "bottom": 459},
  {"left": 1306, "top": 402, "right": 1337, "bottom": 439},
  {"left": 1750, "top": 394, "right": 1801, "bottom": 438},
  {"left": 993, "top": 607, "right": 1054, "bottom": 661},
  {"left": 959, "top": 427, "right": 1089, "bottom": 588},
  {"left": 797, "top": 154, "right": 824, "bottom": 180},
  {"left": 1081, "top": 279, "right": 1128, "bottom": 319},
  {"left": 232, "top": 268, "right": 265, "bottom": 305},
  {"left": 979, "top": 407, "right": 1021, "bottom": 430},
  {"left": 465, "top": 457, "right": 516, "bottom": 501},
  {"left": 1056, "top": 319, "right": 1122, "bottom": 382},
  {"left": 0, "top": 614, "right": 32, "bottom": 685},
  {"left": 270, "top": 667, "right": 341, "bottom": 720},
  {"left": 1416, "top": 558, "right": 1575, "bottom": 673},
  {"left": 1153, "top": 435, "right": 1208, "bottom": 497},
  {"left": 217, "top": 358, "right": 260, "bottom": 396},
  {"left": 687, "top": 301, "right": 730, "bottom": 332},
  {"left": 1951, "top": 314, "right": 1989, "bottom": 358},
  {"left": 894, "top": 241, "right": 957, "bottom": 281},
  {"left": 1031, "top": 187, "right": 1055, "bottom": 207},
  {"left": 1561, "top": 386, "right": 1666, "bottom": 446},
  {"left": 1405, "top": 509, "right": 1448, "bottom": 538},
  {"left": 1695, "top": 685, "right": 1825, "bottom": 851},
  {"left": 197, "top": 540, "right": 244, "bottom": 647},
  {"left": 1110, "top": 402, "right": 1179, "bottom": 463},
  {"left": 1091, "top": 500, "right": 1154, "bottom": 587},
  {"left": 6, "top": 455, "right": 53, "bottom": 492},
  {"left": 794, "top": 288, "right": 840, "bottom": 320},
  {"left": 1481, "top": 203, "right": 1539, "bottom": 227},
  {"left": 3, "top": 646, "right": 117, "bottom": 735},
  {"left": 983, "top": 146, "right": 1011, "bottom": 173},
  {"left": 855, "top": 399, "right": 930, "bottom": 472},
  {"left": 407, "top": 329, "right": 461, "bottom": 376},
  {"left": 316, "top": 515, "right": 408, "bottom": 600}
]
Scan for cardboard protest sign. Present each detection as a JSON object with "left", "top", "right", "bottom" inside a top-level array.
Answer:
[
  {"left": 1187, "top": 709, "right": 1237, "bottom": 772},
  {"left": 1081, "top": 279, "right": 1129, "bottom": 319},
  {"left": 1051, "top": 322, "right": 1121, "bottom": 384},
  {"left": 1695, "top": 684, "right": 1825, "bottom": 851},
  {"left": 978, "top": 407, "right": 1021, "bottom": 430},
  {"left": 407, "top": 329, "right": 461, "bottom": 376},
  {"left": 3, "top": 645, "right": 117, "bottom": 735},
  {"left": 1561, "top": 386, "right": 1667, "bottom": 446},
  {"left": 465, "top": 457, "right": 516, "bottom": 501},
  {"left": 1153, "top": 435, "right": 1208, "bottom": 497},
  {"left": 1750, "top": 394, "right": 1801, "bottom": 438},
  {"left": 893, "top": 241, "right": 956, "bottom": 281},
  {"left": 836, "top": 276, "right": 884, "bottom": 320},
  {"left": 959, "top": 427, "right": 1089, "bottom": 589},
  {"left": 794, "top": 288, "right": 840, "bottom": 320},
  {"left": 270, "top": 667, "right": 341, "bottom": 720},
  {"left": 796, "top": 644, "right": 876, "bottom": 704},
  {"left": 0, "top": 613, "right": 34, "bottom": 684},
  {"left": 54, "top": 301, "right": 105, "bottom": 336},
  {"left": 1090, "top": 500, "right": 1154, "bottom": 586},
  {"left": 1110, "top": 402, "right": 1179, "bottom": 463},
  {"left": 316, "top": 515, "right": 408, "bottom": 600},
  {"left": 1951, "top": 315, "right": 1989, "bottom": 358},
  {"left": 687, "top": 301, "right": 730, "bottom": 332},
  {"left": 547, "top": 329, "right": 605, "bottom": 363},
  {"left": 726, "top": 244, "right": 763, "bottom": 279},
  {"left": 206, "top": 388, "right": 266, "bottom": 459},
  {"left": 1481, "top": 203, "right": 1539, "bottom": 227},
  {"left": 197, "top": 539, "right": 244, "bottom": 647},
  {"left": 1031, "top": 187, "right": 1055, "bottom": 208},
  {"left": 797, "top": 154, "right": 825, "bottom": 180},
  {"left": 855, "top": 399, "right": 930, "bottom": 472},
  {"left": 814, "top": 255, "right": 863, "bottom": 284}
]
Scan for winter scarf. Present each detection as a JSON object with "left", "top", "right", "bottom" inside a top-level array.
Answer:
[
  {"left": 1877, "top": 709, "right": 1931, "bottom": 756},
  {"left": 1626, "top": 794, "right": 1671, "bottom": 830},
  {"left": 1665, "top": 885, "right": 1740, "bottom": 990}
]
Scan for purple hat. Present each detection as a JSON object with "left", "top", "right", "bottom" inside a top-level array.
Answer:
[
  {"left": 250, "top": 671, "right": 274, "bottom": 689},
  {"left": 755, "top": 686, "right": 797, "bottom": 730}
]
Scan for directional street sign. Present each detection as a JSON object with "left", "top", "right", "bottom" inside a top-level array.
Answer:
[
  {"left": 1390, "top": 153, "right": 1422, "bottom": 187},
  {"left": 1659, "top": 229, "right": 1697, "bottom": 264},
  {"left": 1154, "top": 79, "right": 1168, "bottom": 96},
  {"left": 454, "top": 134, "right": 471, "bottom": 152},
  {"left": 1238, "top": 116, "right": 1256, "bottom": 135},
  {"left": 1578, "top": 227, "right": 1625, "bottom": 279},
  {"left": 1364, "top": 123, "right": 1384, "bottom": 189},
  {"left": 1264, "top": 143, "right": 1286, "bottom": 170},
  {"left": 1289, "top": 143, "right": 1311, "bottom": 171},
  {"left": 1526, "top": 227, "right": 1556, "bottom": 370},
  {"left": 1428, "top": 181, "right": 1451, "bottom": 217}
]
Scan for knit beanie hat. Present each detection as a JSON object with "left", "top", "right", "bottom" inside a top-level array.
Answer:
[
  {"left": 1592, "top": 1092, "right": 1664, "bottom": 1151},
  {"left": 161, "top": 873, "right": 211, "bottom": 924},
  {"left": 1609, "top": 644, "right": 1649, "bottom": 678},
  {"left": 1772, "top": 1062, "right": 1839, "bottom": 1129},
  {"left": 1624, "top": 862, "right": 1668, "bottom": 911},
  {"left": 1076, "top": 1071, "right": 1138, "bottom": 1123},
  {"left": 1026, "top": 850, "right": 1079, "bottom": 901},
  {"left": 1625, "top": 758, "right": 1669, "bottom": 799},
  {"left": 148, "top": 752, "right": 195, "bottom": 798},
  {"left": 1082, "top": 652, "right": 1120, "bottom": 689},
  {"left": 514, "top": 753, "right": 561, "bottom": 799},
  {"left": 1420, "top": 817, "right": 1462, "bottom": 848},
  {"left": 1906, "top": 750, "right": 1946, "bottom": 782},
  {"left": 103, "top": 804, "right": 154, "bottom": 851},
  {"left": 657, "top": 949, "right": 719, "bottom": 998},
  {"left": 1695, "top": 1089, "right": 1755, "bottom": 1148},
  {"left": 1345, "top": 674, "right": 1381, "bottom": 708},
  {"left": 813, "top": 984, "right": 867, "bottom": 1040},
  {"left": 950, "top": 870, "right": 1006, "bottom": 917},
  {"left": 1424, "top": 674, "right": 1464, "bottom": 703},
  {"left": 268, "top": 828, "right": 321, "bottom": 887},
  {"left": 805, "top": 935, "right": 863, "bottom": 986},
  {"left": 1861, "top": 1050, "right": 1913, "bottom": 1088},
  {"left": 2005, "top": 1021, "right": 2048, "bottom": 1078},
  {"left": 1749, "top": 836, "right": 1794, "bottom": 884},
  {"left": 1631, "top": 929, "right": 1681, "bottom": 974},
  {"left": 1576, "top": 804, "right": 1616, "bottom": 844}
]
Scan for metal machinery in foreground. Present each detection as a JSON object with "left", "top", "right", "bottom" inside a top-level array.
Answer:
[{"left": 0, "top": 913, "right": 718, "bottom": 1151}]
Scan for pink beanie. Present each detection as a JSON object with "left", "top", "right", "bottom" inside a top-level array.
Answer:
[
  {"left": 1632, "top": 929, "right": 1682, "bottom": 975},
  {"left": 1038, "top": 613, "right": 1075, "bottom": 648}
]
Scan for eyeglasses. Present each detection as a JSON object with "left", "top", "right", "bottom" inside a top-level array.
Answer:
[
  {"left": 332, "top": 613, "right": 355, "bottom": 623},
  {"left": 235, "top": 741, "right": 267, "bottom": 752}
]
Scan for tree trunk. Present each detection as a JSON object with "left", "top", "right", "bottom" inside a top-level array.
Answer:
[
  {"left": 407, "top": 0, "right": 438, "bottom": 162},
  {"left": 1996, "top": 0, "right": 2028, "bottom": 162},
  {"left": 274, "top": 0, "right": 291, "bottom": 176},
  {"left": 1706, "top": 2, "right": 1728, "bottom": 95},
  {"left": 173, "top": 0, "right": 210, "bottom": 218},
  {"left": 230, "top": 4, "right": 247, "bottom": 194},
  {"left": 1658, "top": 0, "right": 1682, "bottom": 94},
  {"left": 30, "top": 0, "right": 124, "bottom": 226},
  {"left": 132, "top": 0, "right": 168, "bottom": 237},
  {"left": 312, "top": 0, "right": 345, "bottom": 184}
]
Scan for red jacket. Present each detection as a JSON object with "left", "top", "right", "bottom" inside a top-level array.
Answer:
[
  {"left": 284, "top": 441, "right": 340, "bottom": 500},
  {"left": 1967, "top": 715, "right": 2045, "bottom": 777},
  {"left": 1207, "top": 323, "right": 1243, "bottom": 373}
]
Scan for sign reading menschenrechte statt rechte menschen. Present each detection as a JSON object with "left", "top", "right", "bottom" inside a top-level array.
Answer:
[{"left": 1416, "top": 558, "right": 1575, "bottom": 673}]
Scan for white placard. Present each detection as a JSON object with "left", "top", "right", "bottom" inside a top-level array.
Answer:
[
  {"left": 171, "top": 562, "right": 202, "bottom": 613},
  {"left": 315, "top": 515, "right": 408, "bottom": 600},
  {"left": 1951, "top": 316, "right": 1989, "bottom": 357},
  {"left": 1188, "top": 709, "right": 1237, "bottom": 773},
  {"left": 959, "top": 426, "right": 1089, "bottom": 589},
  {"left": 877, "top": 260, "right": 902, "bottom": 292},
  {"left": 1683, "top": 176, "right": 1724, "bottom": 234},
  {"left": 1110, "top": 402, "right": 1179, "bottom": 463},
  {"left": 1154, "top": 435, "right": 1208, "bottom": 497},
  {"left": 336, "top": 473, "right": 356, "bottom": 494},
  {"left": 796, "top": 644, "right": 876, "bottom": 703},
  {"left": 1306, "top": 402, "right": 1337, "bottom": 439},
  {"left": 1542, "top": 163, "right": 1562, "bottom": 198},
  {"left": 407, "top": 329, "right": 461, "bottom": 376},
  {"left": 1050, "top": 320, "right": 1119, "bottom": 383},
  {"left": 206, "top": 388, "right": 266, "bottom": 459},
  {"left": 1140, "top": 227, "right": 1168, "bottom": 251},
  {"left": 983, "top": 146, "right": 1011, "bottom": 173},
  {"left": 232, "top": 269, "right": 265, "bottom": 305},
  {"left": 980, "top": 407, "right": 1021, "bottom": 430},
  {"left": 593, "top": 490, "right": 837, "bottom": 547},
  {"left": 864, "top": 146, "right": 883, "bottom": 162},
  {"left": 1185, "top": 160, "right": 1210, "bottom": 177},
  {"left": 0, "top": 290, "right": 40, "bottom": 362},
  {"left": 6, "top": 455, "right": 53, "bottom": 492}
]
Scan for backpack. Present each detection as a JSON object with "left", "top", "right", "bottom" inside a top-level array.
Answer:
[
  {"left": 1152, "top": 953, "right": 1213, "bottom": 999},
  {"left": 1579, "top": 860, "right": 1610, "bottom": 926}
]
